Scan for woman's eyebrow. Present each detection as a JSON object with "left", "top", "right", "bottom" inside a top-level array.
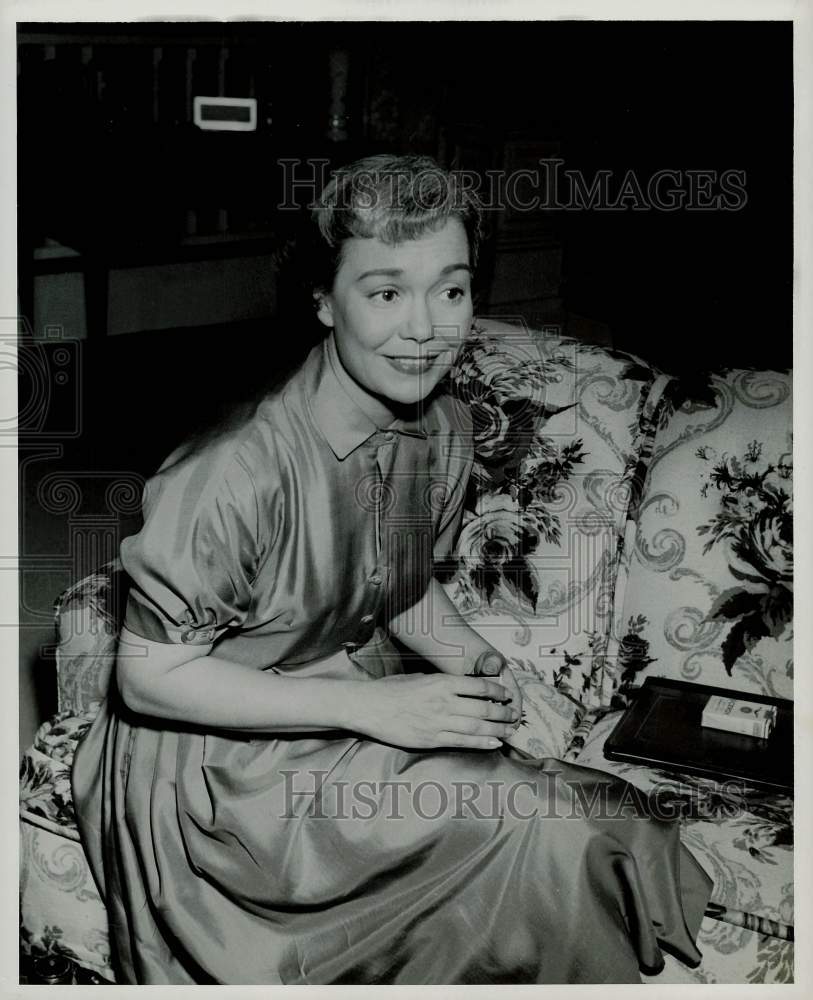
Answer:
[
  {"left": 356, "top": 268, "right": 402, "bottom": 281},
  {"left": 355, "top": 263, "right": 472, "bottom": 282}
]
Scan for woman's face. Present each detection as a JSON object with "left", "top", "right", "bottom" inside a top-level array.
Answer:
[{"left": 315, "top": 217, "right": 473, "bottom": 407}]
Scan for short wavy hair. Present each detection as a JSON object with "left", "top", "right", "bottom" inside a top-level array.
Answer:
[{"left": 306, "top": 153, "right": 484, "bottom": 294}]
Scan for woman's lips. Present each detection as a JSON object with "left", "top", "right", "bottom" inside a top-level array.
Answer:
[{"left": 384, "top": 355, "right": 439, "bottom": 375}]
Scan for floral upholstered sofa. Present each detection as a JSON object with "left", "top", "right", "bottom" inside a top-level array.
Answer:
[{"left": 20, "top": 320, "right": 793, "bottom": 984}]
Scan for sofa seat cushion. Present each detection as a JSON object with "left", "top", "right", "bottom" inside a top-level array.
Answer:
[
  {"left": 607, "top": 368, "right": 792, "bottom": 703},
  {"left": 574, "top": 711, "right": 793, "bottom": 931},
  {"left": 20, "top": 712, "right": 94, "bottom": 834},
  {"left": 443, "top": 322, "right": 671, "bottom": 729}
]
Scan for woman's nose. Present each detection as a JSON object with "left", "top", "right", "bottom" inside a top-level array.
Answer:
[{"left": 402, "top": 299, "right": 435, "bottom": 343}]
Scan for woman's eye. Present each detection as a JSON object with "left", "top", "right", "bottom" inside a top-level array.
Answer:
[
  {"left": 369, "top": 288, "right": 399, "bottom": 304},
  {"left": 441, "top": 286, "right": 467, "bottom": 302}
]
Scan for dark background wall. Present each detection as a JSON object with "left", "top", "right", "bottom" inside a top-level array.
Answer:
[
  {"left": 18, "top": 20, "right": 792, "bottom": 749},
  {"left": 19, "top": 20, "right": 792, "bottom": 364}
]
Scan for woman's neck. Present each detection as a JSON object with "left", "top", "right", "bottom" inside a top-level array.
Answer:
[{"left": 325, "top": 333, "right": 396, "bottom": 429}]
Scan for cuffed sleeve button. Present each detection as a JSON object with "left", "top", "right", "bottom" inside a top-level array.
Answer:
[{"left": 368, "top": 573, "right": 383, "bottom": 586}]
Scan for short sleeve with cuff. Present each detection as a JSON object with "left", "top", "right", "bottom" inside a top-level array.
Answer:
[{"left": 121, "top": 441, "right": 262, "bottom": 647}]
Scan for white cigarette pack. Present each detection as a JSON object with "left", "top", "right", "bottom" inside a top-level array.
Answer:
[{"left": 701, "top": 695, "right": 776, "bottom": 739}]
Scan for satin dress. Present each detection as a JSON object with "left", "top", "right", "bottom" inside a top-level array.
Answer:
[{"left": 72, "top": 335, "right": 713, "bottom": 984}]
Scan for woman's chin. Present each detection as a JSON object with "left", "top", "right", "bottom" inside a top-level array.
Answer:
[{"left": 383, "top": 379, "right": 442, "bottom": 407}]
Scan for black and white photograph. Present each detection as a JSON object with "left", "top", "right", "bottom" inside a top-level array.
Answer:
[{"left": 8, "top": 0, "right": 808, "bottom": 988}]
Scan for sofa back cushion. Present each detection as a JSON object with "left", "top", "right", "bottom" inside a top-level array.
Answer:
[
  {"left": 607, "top": 368, "right": 792, "bottom": 703},
  {"left": 442, "top": 322, "right": 670, "bottom": 753}
]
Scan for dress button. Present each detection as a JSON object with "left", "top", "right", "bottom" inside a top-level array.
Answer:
[
  {"left": 384, "top": 431, "right": 395, "bottom": 442},
  {"left": 368, "top": 573, "right": 382, "bottom": 586},
  {"left": 360, "top": 614, "right": 375, "bottom": 625}
]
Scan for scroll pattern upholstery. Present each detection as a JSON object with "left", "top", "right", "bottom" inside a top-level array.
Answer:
[{"left": 607, "top": 368, "right": 792, "bottom": 705}]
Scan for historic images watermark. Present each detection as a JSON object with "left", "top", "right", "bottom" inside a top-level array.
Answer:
[
  {"left": 280, "top": 768, "right": 747, "bottom": 823},
  {"left": 276, "top": 158, "right": 748, "bottom": 213}
]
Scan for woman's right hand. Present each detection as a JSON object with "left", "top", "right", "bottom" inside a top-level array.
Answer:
[{"left": 351, "top": 673, "right": 520, "bottom": 750}]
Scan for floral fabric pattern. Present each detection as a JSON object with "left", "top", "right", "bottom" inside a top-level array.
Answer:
[
  {"left": 20, "top": 713, "right": 95, "bottom": 832},
  {"left": 448, "top": 321, "right": 566, "bottom": 494},
  {"left": 20, "top": 748, "right": 76, "bottom": 833},
  {"left": 698, "top": 441, "right": 793, "bottom": 674},
  {"left": 610, "top": 369, "right": 793, "bottom": 700},
  {"left": 441, "top": 321, "right": 671, "bottom": 719}
]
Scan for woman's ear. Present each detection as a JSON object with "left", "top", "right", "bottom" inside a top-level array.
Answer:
[{"left": 313, "top": 291, "right": 334, "bottom": 329}]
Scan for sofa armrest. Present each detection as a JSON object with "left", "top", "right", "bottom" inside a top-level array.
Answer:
[{"left": 54, "top": 559, "right": 127, "bottom": 716}]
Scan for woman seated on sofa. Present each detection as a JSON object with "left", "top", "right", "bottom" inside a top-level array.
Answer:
[{"left": 71, "top": 153, "right": 712, "bottom": 985}]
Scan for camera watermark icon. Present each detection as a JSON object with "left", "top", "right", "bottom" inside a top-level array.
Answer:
[{"left": 2, "top": 318, "right": 83, "bottom": 440}]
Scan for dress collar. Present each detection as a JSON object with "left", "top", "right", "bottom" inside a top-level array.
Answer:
[{"left": 306, "top": 336, "right": 432, "bottom": 460}]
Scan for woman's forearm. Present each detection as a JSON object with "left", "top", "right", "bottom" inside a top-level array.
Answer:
[
  {"left": 388, "top": 578, "right": 496, "bottom": 675},
  {"left": 118, "top": 644, "right": 365, "bottom": 734}
]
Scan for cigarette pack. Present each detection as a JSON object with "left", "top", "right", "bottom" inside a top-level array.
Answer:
[
  {"left": 604, "top": 678, "right": 792, "bottom": 790},
  {"left": 701, "top": 695, "right": 776, "bottom": 739}
]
